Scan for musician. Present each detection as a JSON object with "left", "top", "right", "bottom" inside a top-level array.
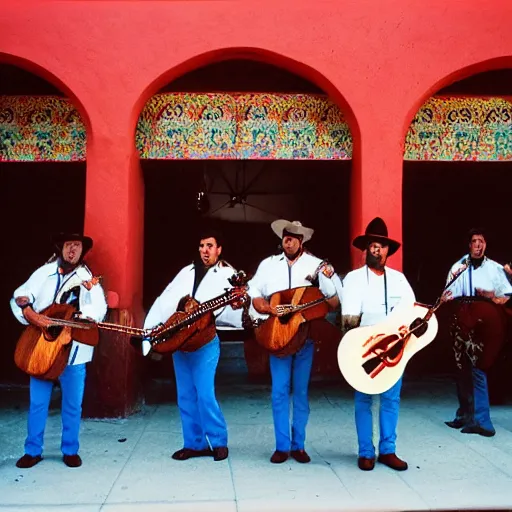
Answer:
[
  {"left": 10, "top": 233, "right": 107, "bottom": 469},
  {"left": 248, "top": 220, "right": 341, "bottom": 464},
  {"left": 143, "top": 229, "right": 243, "bottom": 462},
  {"left": 443, "top": 228, "right": 512, "bottom": 437},
  {"left": 341, "top": 218, "right": 415, "bottom": 472}
]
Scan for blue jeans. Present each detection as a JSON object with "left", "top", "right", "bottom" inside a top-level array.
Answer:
[
  {"left": 25, "top": 363, "right": 86, "bottom": 457},
  {"left": 354, "top": 377, "right": 402, "bottom": 459},
  {"left": 269, "top": 339, "right": 314, "bottom": 452},
  {"left": 172, "top": 335, "right": 227, "bottom": 450},
  {"left": 452, "top": 354, "right": 494, "bottom": 432}
]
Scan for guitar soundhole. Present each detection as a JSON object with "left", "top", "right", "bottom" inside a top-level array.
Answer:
[
  {"left": 278, "top": 314, "right": 292, "bottom": 325},
  {"left": 45, "top": 326, "right": 64, "bottom": 342}
]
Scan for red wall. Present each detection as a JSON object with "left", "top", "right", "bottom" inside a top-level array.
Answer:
[{"left": 1, "top": 0, "right": 512, "bottom": 315}]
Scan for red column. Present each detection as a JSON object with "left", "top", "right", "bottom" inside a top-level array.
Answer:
[
  {"left": 81, "top": 106, "right": 145, "bottom": 418},
  {"left": 350, "top": 119, "right": 405, "bottom": 272}
]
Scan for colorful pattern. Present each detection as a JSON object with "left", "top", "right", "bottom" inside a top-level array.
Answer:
[
  {"left": 136, "top": 93, "right": 352, "bottom": 160},
  {"left": 0, "top": 96, "right": 86, "bottom": 162},
  {"left": 2, "top": 95, "right": 512, "bottom": 162},
  {"left": 405, "top": 97, "right": 512, "bottom": 161}
]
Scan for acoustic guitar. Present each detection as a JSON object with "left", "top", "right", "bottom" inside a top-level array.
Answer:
[
  {"left": 148, "top": 271, "right": 249, "bottom": 354},
  {"left": 253, "top": 286, "right": 329, "bottom": 356},
  {"left": 14, "top": 302, "right": 156, "bottom": 380},
  {"left": 337, "top": 303, "right": 438, "bottom": 394}
]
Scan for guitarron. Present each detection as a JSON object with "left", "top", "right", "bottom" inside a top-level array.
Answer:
[
  {"left": 440, "top": 296, "right": 510, "bottom": 372},
  {"left": 337, "top": 303, "right": 438, "bottom": 394},
  {"left": 254, "top": 286, "right": 329, "bottom": 357},
  {"left": 14, "top": 303, "right": 99, "bottom": 381}
]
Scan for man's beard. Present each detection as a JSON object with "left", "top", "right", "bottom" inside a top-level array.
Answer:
[
  {"left": 59, "top": 257, "right": 79, "bottom": 274},
  {"left": 366, "top": 251, "right": 385, "bottom": 271},
  {"left": 470, "top": 255, "right": 484, "bottom": 269},
  {"left": 284, "top": 248, "right": 302, "bottom": 261}
]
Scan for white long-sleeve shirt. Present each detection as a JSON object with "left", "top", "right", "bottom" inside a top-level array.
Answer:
[
  {"left": 11, "top": 261, "right": 108, "bottom": 365},
  {"left": 144, "top": 261, "right": 243, "bottom": 331},
  {"left": 341, "top": 265, "right": 416, "bottom": 327},
  {"left": 446, "top": 255, "right": 512, "bottom": 298},
  {"left": 247, "top": 251, "right": 341, "bottom": 322}
]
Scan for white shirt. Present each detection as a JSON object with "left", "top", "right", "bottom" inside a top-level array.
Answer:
[
  {"left": 11, "top": 261, "right": 108, "bottom": 365},
  {"left": 144, "top": 261, "right": 243, "bottom": 331},
  {"left": 446, "top": 255, "right": 512, "bottom": 299},
  {"left": 248, "top": 251, "right": 341, "bottom": 321},
  {"left": 341, "top": 265, "right": 416, "bottom": 327}
]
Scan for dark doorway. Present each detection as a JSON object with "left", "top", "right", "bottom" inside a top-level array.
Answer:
[
  {"left": 403, "top": 161, "right": 512, "bottom": 376},
  {"left": 0, "top": 162, "right": 86, "bottom": 383}
]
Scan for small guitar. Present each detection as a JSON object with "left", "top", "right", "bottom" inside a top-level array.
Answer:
[
  {"left": 254, "top": 286, "right": 330, "bottom": 356},
  {"left": 337, "top": 302, "right": 439, "bottom": 394}
]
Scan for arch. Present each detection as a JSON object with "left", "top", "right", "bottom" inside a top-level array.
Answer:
[
  {"left": 131, "top": 46, "right": 361, "bottom": 146},
  {"left": 402, "top": 56, "right": 512, "bottom": 140},
  {"left": 0, "top": 51, "right": 92, "bottom": 135}
]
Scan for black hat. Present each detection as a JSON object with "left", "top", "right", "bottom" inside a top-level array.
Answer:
[
  {"left": 352, "top": 217, "right": 401, "bottom": 256},
  {"left": 52, "top": 233, "right": 93, "bottom": 256}
]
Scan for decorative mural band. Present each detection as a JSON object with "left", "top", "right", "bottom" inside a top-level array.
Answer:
[
  {"left": 136, "top": 93, "right": 352, "bottom": 160},
  {"left": 1, "top": 95, "right": 512, "bottom": 162},
  {"left": 0, "top": 96, "right": 86, "bottom": 162},
  {"left": 404, "top": 97, "right": 512, "bottom": 161}
]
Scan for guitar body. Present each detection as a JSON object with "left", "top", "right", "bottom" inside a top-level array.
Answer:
[
  {"left": 439, "top": 296, "right": 510, "bottom": 371},
  {"left": 15, "top": 304, "right": 73, "bottom": 380},
  {"left": 151, "top": 296, "right": 216, "bottom": 354},
  {"left": 254, "top": 287, "right": 329, "bottom": 357},
  {"left": 337, "top": 303, "right": 438, "bottom": 394}
]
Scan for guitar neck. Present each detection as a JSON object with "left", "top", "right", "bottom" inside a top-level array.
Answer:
[
  {"left": 288, "top": 297, "right": 326, "bottom": 314},
  {"left": 46, "top": 317, "right": 149, "bottom": 337},
  {"left": 97, "top": 322, "right": 148, "bottom": 337},
  {"left": 152, "top": 291, "right": 238, "bottom": 340}
]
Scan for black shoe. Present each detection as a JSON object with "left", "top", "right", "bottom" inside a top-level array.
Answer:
[
  {"left": 445, "top": 419, "right": 466, "bottom": 429},
  {"left": 63, "top": 454, "right": 82, "bottom": 468},
  {"left": 171, "top": 448, "right": 213, "bottom": 461},
  {"left": 16, "top": 454, "right": 43, "bottom": 469},
  {"left": 290, "top": 449, "right": 311, "bottom": 463},
  {"left": 212, "top": 446, "right": 229, "bottom": 461},
  {"left": 461, "top": 425, "right": 496, "bottom": 437}
]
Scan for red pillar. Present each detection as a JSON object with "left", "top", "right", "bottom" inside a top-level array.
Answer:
[
  {"left": 350, "top": 119, "right": 405, "bottom": 272},
  {"left": 81, "top": 106, "right": 146, "bottom": 418}
]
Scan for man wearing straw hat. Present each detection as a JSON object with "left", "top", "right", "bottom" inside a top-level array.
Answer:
[{"left": 248, "top": 219, "right": 342, "bottom": 464}]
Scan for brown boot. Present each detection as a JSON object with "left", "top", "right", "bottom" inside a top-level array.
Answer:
[
  {"left": 212, "top": 446, "right": 229, "bottom": 461},
  {"left": 270, "top": 450, "right": 289, "bottom": 463},
  {"left": 63, "top": 454, "right": 82, "bottom": 468},
  {"left": 171, "top": 448, "right": 213, "bottom": 461},
  {"left": 357, "top": 457, "right": 375, "bottom": 471},
  {"left": 378, "top": 453, "right": 408, "bottom": 471},
  {"left": 16, "top": 454, "right": 43, "bottom": 469},
  {"left": 290, "top": 449, "right": 311, "bottom": 463}
]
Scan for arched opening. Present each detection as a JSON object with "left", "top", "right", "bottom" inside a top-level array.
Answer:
[
  {"left": 402, "top": 69, "right": 512, "bottom": 382},
  {"left": 137, "top": 58, "right": 353, "bottom": 385},
  {"left": 0, "top": 63, "right": 87, "bottom": 383}
]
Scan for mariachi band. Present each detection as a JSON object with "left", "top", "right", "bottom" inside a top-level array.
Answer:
[{"left": 10, "top": 219, "right": 512, "bottom": 470}]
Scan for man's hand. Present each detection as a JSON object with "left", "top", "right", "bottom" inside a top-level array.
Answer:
[
  {"left": 475, "top": 288, "right": 510, "bottom": 305},
  {"left": 504, "top": 264, "right": 512, "bottom": 276},
  {"left": 15, "top": 296, "right": 32, "bottom": 308},
  {"left": 475, "top": 288, "right": 495, "bottom": 300},
  {"left": 320, "top": 263, "right": 335, "bottom": 279},
  {"left": 22, "top": 307, "right": 57, "bottom": 329},
  {"left": 440, "top": 290, "right": 453, "bottom": 303}
]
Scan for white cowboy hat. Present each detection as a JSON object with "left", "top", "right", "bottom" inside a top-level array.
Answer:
[{"left": 271, "top": 219, "right": 314, "bottom": 243}]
